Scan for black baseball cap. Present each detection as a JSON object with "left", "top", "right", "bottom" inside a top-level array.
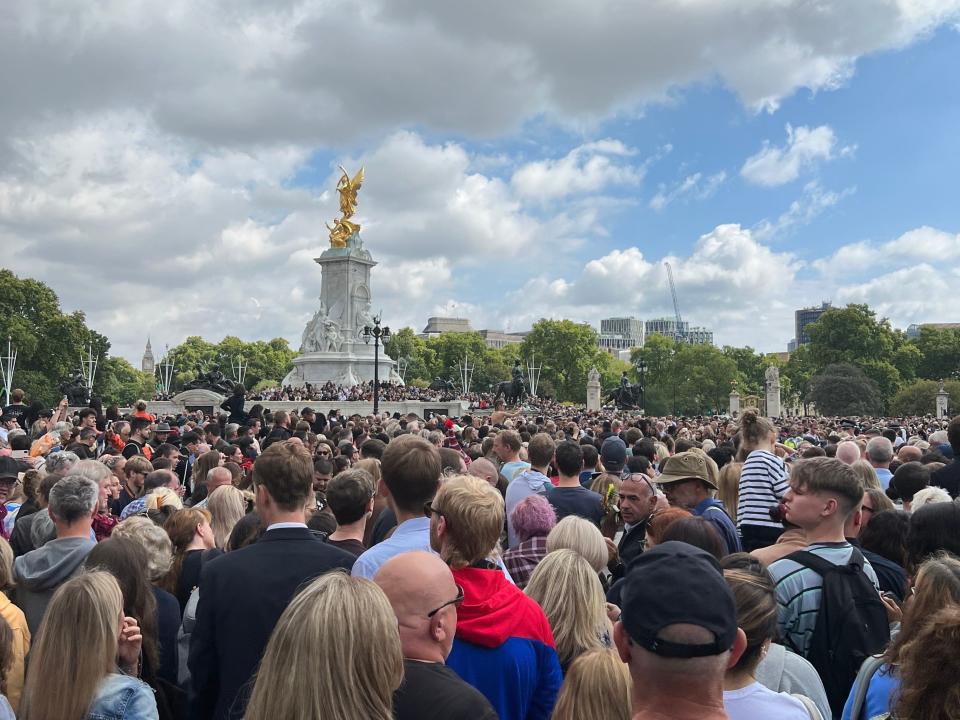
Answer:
[
  {"left": 620, "top": 541, "right": 737, "bottom": 658},
  {"left": 0, "top": 457, "right": 20, "bottom": 482}
]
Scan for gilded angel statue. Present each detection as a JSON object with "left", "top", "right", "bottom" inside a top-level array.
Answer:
[{"left": 328, "top": 166, "right": 365, "bottom": 248}]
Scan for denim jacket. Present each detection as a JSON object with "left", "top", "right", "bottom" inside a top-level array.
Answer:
[{"left": 87, "top": 672, "right": 158, "bottom": 720}]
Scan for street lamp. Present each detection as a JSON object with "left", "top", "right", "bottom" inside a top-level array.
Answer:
[
  {"left": 362, "top": 315, "right": 391, "bottom": 416},
  {"left": 636, "top": 359, "right": 648, "bottom": 413}
]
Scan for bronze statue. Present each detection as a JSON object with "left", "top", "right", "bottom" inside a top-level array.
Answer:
[{"left": 327, "top": 166, "right": 365, "bottom": 248}]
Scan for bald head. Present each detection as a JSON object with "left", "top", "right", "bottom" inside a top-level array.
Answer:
[
  {"left": 898, "top": 445, "right": 923, "bottom": 462},
  {"left": 207, "top": 466, "right": 233, "bottom": 491},
  {"left": 374, "top": 551, "right": 459, "bottom": 662},
  {"left": 467, "top": 457, "right": 499, "bottom": 487},
  {"left": 835, "top": 441, "right": 861, "bottom": 465}
]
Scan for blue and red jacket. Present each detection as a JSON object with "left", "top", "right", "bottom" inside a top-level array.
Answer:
[{"left": 447, "top": 566, "right": 562, "bottom": 720}]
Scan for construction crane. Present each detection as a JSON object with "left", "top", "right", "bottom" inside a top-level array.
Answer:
[{"left": 665, "top": 262, "right": 685, "bottom": 343}]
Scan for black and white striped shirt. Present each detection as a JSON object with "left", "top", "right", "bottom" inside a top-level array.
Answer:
[{"left": 736, "top": 450, "right": 789, "bottom": 529}]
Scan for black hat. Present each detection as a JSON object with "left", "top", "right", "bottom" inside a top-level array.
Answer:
[
  {"left": 0, "top": 456, "right": 20, "bottom": 481},
  {"left": 620, "top": 541, "right": 737, "bottom": 658}
]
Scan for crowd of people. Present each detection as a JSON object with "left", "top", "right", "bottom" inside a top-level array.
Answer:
[
  {"left": 0, "top": 383, "right": 958, "bottom": 719},
  {"left": 235, "top": 381, "right": 492, "bottom": 406}
]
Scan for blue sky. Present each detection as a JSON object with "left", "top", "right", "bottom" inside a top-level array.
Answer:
[{"left": 1, "top": 2, "right": 958, "bottom": 362}]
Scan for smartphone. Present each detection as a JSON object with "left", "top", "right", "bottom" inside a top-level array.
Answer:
[{"left": 9, "top": 450, "right": 27, "bottom": 460}]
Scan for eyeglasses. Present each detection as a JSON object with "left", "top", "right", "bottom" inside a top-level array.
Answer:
[
  {"left": 620, "top": 468, "right": 657, "bottom": 497},
  {"left": 862, "top": 505, "right": 874, "bottom": 514},
  {"left": 317, "top": 450, "right": 331, "bottom": 456},
  {"left": 427, "top": 585, "right": 464, "bottom": 618},
  {"left": 424, "top": 500, "right": 443, "bottom": 518}
]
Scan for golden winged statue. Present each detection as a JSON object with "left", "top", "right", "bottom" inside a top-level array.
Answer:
[{"left": 327, "top": 166, "right": 365, "bottom": 248}]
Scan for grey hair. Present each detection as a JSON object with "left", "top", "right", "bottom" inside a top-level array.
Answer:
[
  {"left": 225, "top": 423, "right": 239, "bottom": 437},
  {"left": 112, "top": 517, "right": 173, "bottom": 580},
  {"left": 52, "top": 421, "right": 73, "bottom": 434},
  {"left": 45, "top": 451, "right": 80, "bottom": 475},
  {"left": 68, "top": 459, "right": 113, "bottom": 485},
  {"left": 865, "top": 437, "right": 894, "bottom": 464},
  {"left": 30, "top": 509, "right": 57, "bottom": 548},
  {"left": 48, "top": 473, "right": 99, "bottom": 524},
  {"left": 207, "top": 466, "right": 232, "bottom": 483},
  {"left": 100, "top": 455, "right": 125, "bottom": 470}
]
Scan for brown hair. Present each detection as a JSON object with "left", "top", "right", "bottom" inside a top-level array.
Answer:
[
  {"left": 435, "top": 475, "right": 504, "bottom": 569},
  {"left": 723, "top": 567, "right": 778, "bottom": 672},
  {"left": 160, "top": 507, "right": 212, "bottom": 595},
  {"left": 380, "top": 435, "right": 441, "bottom": 514},
  {"left": 496, "top": 429, "right": 522, "bottom": 453},
  {"left": 717, "top": 461, "right": 742, "bottom": 520},
  {"left": 527, "top": 432, "right": 556, "bottom": 468},
  {"left": 864, "top": 487, "right": 895, "bottom": 515},
  {"left": 738, "top": 410, "right": 775, "bottom": 454},
  {"left": 0, "top": 614, "right": 12, "bottom": 696},
  {"left": 646, "top": 507, "right": 692, "bottom": 546},
  {"left": 0, "top": 538, "right": 13, "bottom": 592},
  {"left": 123, "top": 455, "right": 153, "bottom": 480},
  {"left": 891, "top": 604, "right": 960, "bottom": 720},
  {"left": 551, "top": 648, "right": 631, "bottom": 720},
  {"left": 789, "top": 457, "right": 864, "bottom": 516},
  {"left": 252, "top": 441, "right": 314, "bottom": 511}
]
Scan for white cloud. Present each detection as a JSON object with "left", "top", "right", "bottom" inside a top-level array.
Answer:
[
  {"left": 754, "top": 181, "right": 855, "bottom": 240},
  {"left": 741, "top": 124, "right": 855, "bottom": 186},
  {"left": 510, "top": 140, "right": 642, "bottom": 202},
  {"left": 649, "top": 171, "right": 726, "bottom": 211}
]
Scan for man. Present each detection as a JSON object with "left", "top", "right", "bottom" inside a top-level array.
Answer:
[
  {"left": 188, "top": 441, "right": 354, "bottom": 720},
  {"left": 375, "top": 552, "right": 497, "bottom": 720},
  {"left": 492, "top": 429, "right": 529, "bottom": 482},
  {"left": 352, "top": 435, "right": 442, "bottom": 579},
  {"left": 260, "top": 411, "right": 291, "bottom": 451},
  {"left": 0, "top": 414, "right": 18, "bottom": 445},
  {"left": 931, "top": 415, "right": 960, "bottom": 498},
  {"left": 505, "top": 433, "right": 555, "bottom": 548},
  {"left": 657, "top": 451, "right": 741, "bottom": 554},
  {"left": 835, "top": 440, "right": 861, "bottom": 465},
  {"left": 0, "top": 457, "right": 21, "bottom": 538},
  {"left": 466, "top": 457, "right": 498, "bottom": 487},
  {"left": 176, "top": 430, "right": 201, "bottom": 493},
  {"left": 13, "top": 472, "right": 99, "bottom": 633},
  {"left": 865, "top": 436, "right": 894, "bottom": 490},
  {"left": 312, "top": 456, "right": 333, "bottom": 511},
  {"left": 191, "top": 466, "right": 232, "bottom": 510},
  {"left": 122, "top": 417, "right": 152, "bottom": 459},
  {"left": 767, "top": 457, "right": 880, "bottom": 657},
  {"left": 1, "top": 389, "right": 28, "bottom": 431},
  {"left": 299, "top": 406, "right": 326, "bottom": 435},
  {"left": 113, "top": 455, "right": 152, "bottom": 515},
  {"left": 119, "top": 469, "right": 184, "bottom": 519},
  {"left": 897, "top": 443, "right": 923, "bottom": 463},
  {"left": 607, "top": 468, "right": 658, "bottom": 583},
  {"left": 578, "top": 442, "right": 599, "bottom": 487},
  {"left": 204, "top": 423, "right": 230, "bottom": 453},
  {"left": 148, "top": 422, "right": 173, "bottom": 455},
  {"left": 77, "top": 408, "right": 98, "bottom": 431},
  {"left": 326, "top": 467, "right": 376, "bottom": 557},
  {"left": 433, "top": 476, "right": 562, "bottom": 720},
  {"left": 547, "top": 441, "right": 603, "bottom": 526},
  {"left": 66, "top": 427, "right": 98, "bottom": 459},
  {"left": 613, "top": 542, "right": 745, "bottom": 720}
]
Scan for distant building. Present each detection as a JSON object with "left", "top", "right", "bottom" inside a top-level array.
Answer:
[
  {"left": 906, "top": 322, "right": 960, "bottom": 339},
  {"left": 794, "top": 302, "right": 832, "bottom": 346},
  {"left": 141, "top": 337, "right": 155, "bottom": 374},
  {"left": 478, "top": 329, "right": 527, "bottom": 349},
  {"left": 420, "top": 317, "right": 473, "bottom": 338},
  {"left": 645, "top": 318, "right": 714, "bottom": 345},
  {"left": 787, "top": 338, "right": 798, "bottom": 353},
  {"left": 598, "top": 316, "right": 645, "bottom": 354}
]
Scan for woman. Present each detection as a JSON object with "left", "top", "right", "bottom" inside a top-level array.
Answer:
[
  {"left": 546, "top": 516, "right": 608, "bottom": 575},
  {"left": 19, "top": 571, "right": 157, "bottom": 720},
  {"left": 735, "top": 411, "right": 788, "bottom": 551},
  {"left": 244, "top": 572, "right": 403, "bottom": 720},
  {"left": 525, "top": 549, "right": 612, "bottom": 672},
  {"left": 645, "top": 507, "right": 692, "bottom": 547},
  {"left": 851, "top": 461, "right": 881, "bottom": 492},
  {"left": 887, "top": 604, "right": 960, "bottom": 720},
  {"left": 718, "top": 461, "right": 743, "bottom": 521},
  {"left": 904, "top": 501, "right": 960, "bottom": 576},
  {"left": 661, "top": 516, "right": 727, "bottom": 561},
  {"left": 861, "top": 488, "right": 894, "bottom": 532},
  {"left": 843, "top": 553, "right": 960, "bottom": 720},
  {"left": 0, "top": 616, "right": 15, "bottom": 720},
  {"left": 503, "top": 495, "right": 557, "bottom": 590},
  {"left": 207, "top": 485, "right": 246, "bottom": 549},
  {"left": 887, "top": 462, "right": 930, "bottom": 513},
  {"left": 0, "top": 539, "right": 27, "bottom": 713},
  {"left": 722, "top": 566, "right": 816, "bottom": 720},
  {"left": 187, "top": 450, "right": 223, "bottom": 506},
  {"left": 220, "top": 384, "right": 247, "bottom": 425},
  {"left": 161, "top": 508, "right": 219, "bottom": 613},
  {"left": 550, "top": 648, "right": 631, "bottom": 720}
]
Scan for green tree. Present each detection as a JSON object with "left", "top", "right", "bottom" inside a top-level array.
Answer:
[
  {"left": 521, "top": 320, "right": 605, "bottom": 402},
  {"left": 721, "top": 346, "right": 766, "bottom": 396},
  {"left": 807, "top": 363, "right": 883, "bottom": 416},
  {"left": 911, "top": 327, "right": 960, "bottom": 381},
  {"left": 424, "top": 332, "right": 491, "bottom": 391},
  {"left": 889, "top": 379, "right": 960, "bottom": 416},
  {"left": 383, "top": 327, "right": 434, "bottom": 383},
  {"left": 784, "top": 344, "right": 816, "bottom": 412},
  {"left": 96, "top": 357, "right": 156, "bottom": 406}
]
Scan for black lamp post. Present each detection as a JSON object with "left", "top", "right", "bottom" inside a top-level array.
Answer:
[
  {"left": 636, "top": 359, "right": 648, "bottom": 413},
  {"left": 362, "top": 315, "right": 390, "bottom": 416}
]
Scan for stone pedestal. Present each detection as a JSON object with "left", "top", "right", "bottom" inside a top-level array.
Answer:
[
  {"left": 586, "top": 367, "right": 601, "bottom": 411},
  {"left": 172, "top": 389, "right": 224, "bottom": 416},
  {"left": 729, "top": 390, "right": 740, "bottom": 417},
  {"left": 765, "top": 366, "right": 782, "bottom": 419},
  {"left": 937, "top": 384, "right": 950, "bottom": 418}
]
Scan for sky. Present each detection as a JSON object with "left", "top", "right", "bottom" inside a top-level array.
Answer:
[{"left": 2, "top": 0, "right": 959, "bottom": 366}]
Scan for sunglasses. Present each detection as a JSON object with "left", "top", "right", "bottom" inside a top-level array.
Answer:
[
  {"left": 427, "top": 585, "right": 464, "bottom": 618},
  {"left": 620, "top": 467, "right": 657, "bottom": 497},
  {"left": 424, "top": 500, "right": 443, "bottom": 518}
]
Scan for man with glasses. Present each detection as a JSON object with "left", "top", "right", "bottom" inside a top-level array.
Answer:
[
  {"left": 608, "top": 464, "right": 659, "bottom": 584},
  {"left": 375, "top": 551, "right": 497, "bottom": 720},
  {"left": 433, "top": 475, "right": 562, "bottom": 720}
]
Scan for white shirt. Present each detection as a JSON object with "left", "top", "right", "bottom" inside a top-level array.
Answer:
[
  {"left": 265, "top": 522, "right": 308, "bottom": 531},
  {"left": 723, "top": 681, "right": 810, "bottom": 720}
]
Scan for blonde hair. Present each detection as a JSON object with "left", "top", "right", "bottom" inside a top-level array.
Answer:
[
  {"left": 112, "top": 516, "right": 173, "bottom": 581},
  {"left": 435, "top": 475, "right": 504, "bottom": 569},
  {"left": 851, "top": 460, "right": 881, "bottom": 491},
  {"left": 354, "top": 458, "right": 382, "bottom": 486},
  {"left": 551, "top": 648, "right": 632, "bottom": 720},
  {"left": 0, "top": 538, "right": 13, "bottom": 591},
  {"left": 244, "top": 572, "right": 403, "bottom": 720},
  {"left": 145, "top": 487, "right": 183, "bottom": 512},
  {"left": 207, "top": 485, "right": 247, "bottom": 549},
  {"left": 525, "top": 550, "right": 611, "bottom": 669},
  {"left": 717, "top": 462, "right": 742, "bottom": 521},
  {"left": 20, "top": 571, "right": 123, "bottom": 720},
  {"left": 547, "top": 516, "right": 607, "bottom": 573}
]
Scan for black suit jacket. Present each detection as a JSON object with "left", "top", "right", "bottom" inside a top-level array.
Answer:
[
  {"left": 187, "top": 527, "right": 355, "bottom": 720},
  {"left": 932, "top": 459, "right": 960, "bottom": 498}
]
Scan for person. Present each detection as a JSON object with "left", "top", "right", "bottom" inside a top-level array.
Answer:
[
  {"left": 930, "top": 414, "right": 960, "bottom": 497},
  {"left": 1, "top": 390, "right": 27, "bottom": 432},
  {"left": 326, "top": 468, "right": 376, "bottom": 557},
  {"left": 547, "top": 441, "right": 604, "bottom": 526},
  {"left": 903, "top": 500, "right": 960, "bottom": 577},
  {"left": 613, "top": 541, "right": 745, "bottom": 720},
  {"left": 119, "top": 468, "right": 183, "bottom": 520},
  {"left": 188, "top": 441, "right": 355, "bottom": 720},
  {"left": 374, "top": 552, "right": 497, "bottom": 720},
  {"left": 657, "top": 451, "right": 741, "bottom": 555},
  {"left": 721, "top": 566, "right": 817, "bottom": 720},
  {"left": 550, "top": 648, "right": 632, "bottom": 720},
  {"left": 186, "top": 451, "right": 225, "bottom": 507},
  {"left": 525, "top": 549, "right": 613, "bottom": 672},
  {"left": 19, "top": 570, "right": 158, "bottom": 719},
  {"left": 160, "top": 507, "right": 219, "bottom": 613},
  {"left": 851, "top": 505, "right": 909, "bottom": 602},
  {"left": 192, "top": 466, "right": 233, "bottom": 511},
  {"left": 114, "top": 454, "right": 152, "bottom": 516},
  {"left": 608, "top": 467, "right": 659, "bottom": 583},
  {"left": 206, "top": 485, "right": 246, "bottom": 549},
  {"left": 433, "top": 475, "right": 562, "bottom": 720},
  {"left": 736, "top": 411, "right": 789, "bottom": 551},
  {"left": 13, "top": 472, "right": 99, "bottom": 634},
  {"left": 220, "top": 385, "right": 247, "bottom": 425},
  {"left": 122, "top": 417, "right": 153, "bottom": 459},
  {"left": 352, "top": 435, "right": 441, "bottom": 579},
  {"left": 492, "top": 429, "right": 529, "bottom": 482},
  {"left": 886, "top": 461, "right": 930, "bottom": 512},
  {"left": 503, "top": 495, "right": 556, "bottom": 589},
  {"left": 767, "top": 457, "right": 888, "bottom": 716},
  {"left": 864, "top": 437, "right": 894, "bottom": 489},
  {"left": 0, "top": 540, "right": 27, "bottom": 714},
  {"left": 243, "top": 572, "right": 403, "bottom": 720},
  {"left": 505, "top": 433, "right": 555, "bottom": 548},
  {"left": 842, "top": 552, "right": 960, "bottom": 720}
]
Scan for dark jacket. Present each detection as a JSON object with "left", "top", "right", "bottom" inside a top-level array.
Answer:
[
  {"left": 260, "top": 426, "right": 291, "bottom": 452},
  {"left": 187, "top": 526, "right": 354, "bottom": 720},
  {"left": 219, "top": 395, "right": 247, "bottom": 425},
  {"left": 931, "top": 459, "right": 960, "bottom": 499},
  {"left": 610, "top": 520, "right": 648, "bottom": 582}
]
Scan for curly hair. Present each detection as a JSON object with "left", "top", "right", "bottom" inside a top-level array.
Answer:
[{"left": 891, "top": 604, "right": 960, "bottom": 720}]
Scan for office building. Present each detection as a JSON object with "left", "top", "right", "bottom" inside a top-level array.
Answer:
[
  {"left": 794, "top": 302, "right": 832, "bottom": 346},
  {"left": 645, "top": 318, "right": 714, "bottom": 345},
  {"left": 598, "top": 316, "right": 645, "bottom": 354}
]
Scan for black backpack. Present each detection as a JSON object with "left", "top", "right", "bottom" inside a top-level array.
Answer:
[{"left": 785, "top": 548, "right": 890, "bottom": 717}]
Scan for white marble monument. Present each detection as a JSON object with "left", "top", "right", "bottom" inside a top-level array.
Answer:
[
  {"left": 765, "top": 366, "right": 782, "bottom": 418},
  {"left": 282, "top": 167, "right": 401, "bottom": 387},
  {"left": 586, "top": 367, "right": 601, "bottom": 411},
  {"left": 729, "top": 387, "right": 741, "bottom": 417},
  {"left": 936, "top": 382, "right": 950, "bottom": 419}
]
